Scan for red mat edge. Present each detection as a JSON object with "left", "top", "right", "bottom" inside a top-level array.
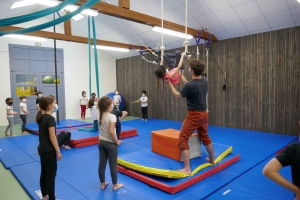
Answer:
[{"left": 117, "top": 154, "right": 240, "bottom": 194}]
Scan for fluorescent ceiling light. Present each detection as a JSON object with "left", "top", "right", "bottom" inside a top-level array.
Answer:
[
  {"left": 3, "top": 34, "right": 47, "bottom": 42},
  {"left": 152, "top": 26, "right": 193, "bottom": 39},
  {"left": 72, "top": 14, "right": 84, "bottom": 21},
  {"left": 81, "top": 9, "right": 98, "bottom": 16},
  {"left": 298, "top": 0, "right": 300, "bottom": 3},
  {"left": 10, "top": 0, "right": 36, "bottom": 9},
  {"left": 63, "top": 5, "right": 78, "bottom": 12},
  {"left": 11, "top": 0, "right": 59, "bottom": 9},
  {"left": 93, "top": 45, "right": 129, "bottom": 52},
  {"left": 38, "top": 0, "right": 59, "bottom": 7}
]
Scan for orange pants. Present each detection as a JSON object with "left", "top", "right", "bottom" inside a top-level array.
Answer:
[{"left": 178, "top": 110, "right": 212, "bottom": 151}]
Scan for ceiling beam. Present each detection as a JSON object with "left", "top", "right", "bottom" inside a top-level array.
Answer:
[
  {"left": 61, "top": 0, "right": 218, "bottom": 42},
  {"left": 0, "top": 26, "right": 148, "bottom": 50}
]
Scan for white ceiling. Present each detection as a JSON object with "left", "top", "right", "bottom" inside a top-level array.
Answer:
[{"left": 0, "top": 0, "right": 300, "bottom": 59}]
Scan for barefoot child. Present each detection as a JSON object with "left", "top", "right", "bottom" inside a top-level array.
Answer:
[
  {"left": 36, "top": 96, "right": 62, "bottom": 200},
  {"left": 98, "top": 96, "right": 123, "bottom": 191},
  {"left": 4, "top": 98, "right": 18, "bottom": 136},
  {"left": 167, "top": 59, "right": 214, "bottom": 174}
]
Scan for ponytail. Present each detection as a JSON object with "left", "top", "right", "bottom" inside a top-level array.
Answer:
[
  {"left": 36, "top": 110, "right": 43, "bottom": 124},
  {"left": 99, "top": 112, "right": 103, "bottom": 126}
]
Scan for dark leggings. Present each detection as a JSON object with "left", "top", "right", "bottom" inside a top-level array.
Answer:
[
  {"left": 116, "top": 121, "right": 121, "bottom": 140},
  {"left": 98, "top": 140, "right": 118, "bottom": 185},
  {"left": 142, "top": 107, "right": 148, "bottom": 120},
  {"left": 57, "top": 131, "right": 71, "bottom": 147},
  {"left": 39, "top": 151, "right": 57, "bottom": 200},
  {"left": 80, "top": 105, "right": 86, "bottom": 119},
  {"left": 163, "top": 50, "right": 185, "bottom": 70},
  {"left": 20, "top": 114, "right": 27, "bottom": 132}
]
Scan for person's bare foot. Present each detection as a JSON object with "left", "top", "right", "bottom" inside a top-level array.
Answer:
[
  {"left": 4, "top": 132, "right": 8, "bottom": 136},
  {"left": 177, "top": 168, "right": 191, "bottom": 175},
  {"left": 64, "top": 145, "right": 71, "bottom": 150},
  {"left": 113, "top": 183, "right": 124, "bottom": 191},
  {"left": 206, "top": 157, "right": 216, "bottom": 165},
  {"left": 10, "top": 134, "right": 15, "bottom": 137},
  {"left": 101, "top": 182, "right": 109, "bottom": 190},
  {"left": 22, "top": 131, "right": 28, "bottom": 134}
]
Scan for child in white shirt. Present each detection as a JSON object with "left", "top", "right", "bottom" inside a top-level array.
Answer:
[
  {"left": 113, "top": 89, "right": 121, "bottom": 110},
  {"left": 19, "top": 96, "right": 29, "bottom": 134},
  {"left": 4, "top": 98, "right": 18, "bottom": 136},
  {"left": 138, "top": 91, "right": 148, "bottom": 121}
]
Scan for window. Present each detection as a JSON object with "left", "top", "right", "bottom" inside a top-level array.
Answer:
[
  {"left": 16, "top": 75, "right": 37, "bottom": 84},
  {"left": 16, "top": 86, "right": 37, "bottom": 96},
  {"left": 42, "top": 75, "right": 60, "bottom": 84}
]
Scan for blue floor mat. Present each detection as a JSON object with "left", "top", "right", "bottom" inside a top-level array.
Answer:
[
  {"left": 26, "top": 119, "right": 92, "bottom": 132},
  {"left": 1, "top": 118, "right": 297, "bottom": 199},
  {"left": 206, "top": 159, "right": 294, "bottom": 200},
  {"left": 10, "top": 162, "right": 89, "bottom": 200},
  {"left": 0, "top": 138, "right": 36, "bottom": 168}
]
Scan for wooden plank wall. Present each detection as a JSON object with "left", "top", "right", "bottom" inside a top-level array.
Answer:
[{"left": 116, "top": 26, "right": 300, "bottom": 135}]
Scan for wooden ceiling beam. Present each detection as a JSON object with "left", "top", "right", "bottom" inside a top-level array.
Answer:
[
  {"left": 60, "top": 0, "right": 218, "bottom": 42},
  {"left": 0, "top": 26, "right": 148, "bottom": 50}
]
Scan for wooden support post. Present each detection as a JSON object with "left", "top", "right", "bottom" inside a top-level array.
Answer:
[
  {"left": 63, "top": 11, "right": 72, "bottom": 35},
  {"left": 118, "top": 0, "right": 130, "bottom": 9}
]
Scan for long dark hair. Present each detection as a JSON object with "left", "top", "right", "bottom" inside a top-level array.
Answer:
[
  {"left": 36, "top": 96, "right": 55, "bottom": 125},
  {"left": 88, "top": 98, "right": 95, "bottom": 109},
  {"left": 98, "top": 96, "right": 112, "bottom": 126},
  {"left": 154, "top": 65, "right": 166, "bottom": 79}
]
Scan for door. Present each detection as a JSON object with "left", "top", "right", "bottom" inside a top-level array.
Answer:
[{"left": 11, "top": 72, "right": 39, "bottom": 124}]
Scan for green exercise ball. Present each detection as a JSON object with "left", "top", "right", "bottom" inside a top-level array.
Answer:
[{"left": 43, "top": 76, "right": 54, "bottom": 84}]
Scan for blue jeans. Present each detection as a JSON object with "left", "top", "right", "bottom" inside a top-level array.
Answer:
[{"left": 163, "top": 50, "right": 185, "bottom": 70}]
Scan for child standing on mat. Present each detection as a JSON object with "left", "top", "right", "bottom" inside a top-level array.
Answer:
[
  {"left": 98, "top": 96, "right": 123, "bottom": 191},
  {"left": 111, "top": 105, "right": 128, "bottom": 139},
  {"left": 79, "top": 91, "right": 88, "bottom": 120},
  {"left": 19, "top": 96, "right": 29, "bottom": 134},
  {"left": 155, "top": 50, "right": 192, "bottom": 85},
  {"left": 36, "top": 91, "right": 43, "bottom": 110},
  {"left": 138, "top": 91, "right": 148, "bottom": 121},
  {"left": 88, "top": 98, "right": 99, "bottom": 130},
  {"left": 36, "top": 96, "right": 62, "bottom": 200},
  {"left": 4, "top": 98, "right": 17, "bottom": 136},
  {"left": 263, "top": 143, "right": 300, "bottom": 199},
  {"left": 113, "top": 89, "right": 121, "bottom": 110},
  {"left": 167, "top": 59, "right": 215, "bottom": 174}
]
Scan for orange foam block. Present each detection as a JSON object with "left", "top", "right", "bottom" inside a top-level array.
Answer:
[{"left": 152, "top": 128, "right": 201, "bottom": 161}]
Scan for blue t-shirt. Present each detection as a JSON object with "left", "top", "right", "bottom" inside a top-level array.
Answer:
[{"left": 180, "top": 77, "right": 208, "bottom": 111}]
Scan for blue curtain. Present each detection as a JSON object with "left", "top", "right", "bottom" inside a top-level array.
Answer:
[
  {"left": 0, "top": 0, "right": 100, "bottom": 36},
  {"left": 92, "top": 16, "right": 100, "bottom": 97},
  {"left": 0, "top": 0, "right": 78, "bottom": 28}
]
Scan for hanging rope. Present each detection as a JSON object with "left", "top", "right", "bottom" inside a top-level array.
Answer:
[
  {"left": 92, "top": 16, "right": 100, "bottom": 96},
  {"left": 183, "top": 0, "right": 189, "bottom": 53},
  {"left": 88, "top": 16, "right": 92, "bottom": 97},
  {"left": 160, "top": 0, "right": 165, "bottom": 57},
  {"left": 0, "top": 0, "right": 99, "bottom": 36},
  {"left": 0, "top": 0, "right": 78, "bottom": 28}
]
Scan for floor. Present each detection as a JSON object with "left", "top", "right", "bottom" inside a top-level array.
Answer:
[{"left": 0, "top": 117, "right": 297, "bottom": 200}]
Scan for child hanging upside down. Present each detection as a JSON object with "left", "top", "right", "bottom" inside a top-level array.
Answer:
[{"left": 155, "top": 50, "right": 193, "bottom": 85}]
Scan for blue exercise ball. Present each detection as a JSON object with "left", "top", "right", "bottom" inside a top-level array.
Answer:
[{"left": 106, "top": 92, "right": 126, "bottom": 111}]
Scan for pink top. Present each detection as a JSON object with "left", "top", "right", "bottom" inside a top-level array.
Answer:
[{"left": 164, "top": 68, "right": 180, "bottom": 85}]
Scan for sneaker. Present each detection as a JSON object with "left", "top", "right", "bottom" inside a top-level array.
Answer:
[
  {"left": 145, "top": 119, "right": 148, "bottom": 121},
  {"left": 141, "top": 119, "right": 144, "bottom": 121},
  {"left": 65, "top": 146, "right": 71, "bottom": 150}
]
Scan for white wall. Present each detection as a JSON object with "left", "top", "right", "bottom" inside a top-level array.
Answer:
[{"left": 0, "top": 18, "right": 116, "bottom": 125}]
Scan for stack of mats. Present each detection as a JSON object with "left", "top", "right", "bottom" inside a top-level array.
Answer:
[
  {"left": 70, "top": 126, "right": 138, "bottom": 148},
  {"left": 26, "top": 119, "right": 138, "bottom": 148},
  {"left": 117, "top": 128, "right": 240, "bottom": 194},
  {"left": 25, "top": 119, "right": 93, "bottom": 134}
]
